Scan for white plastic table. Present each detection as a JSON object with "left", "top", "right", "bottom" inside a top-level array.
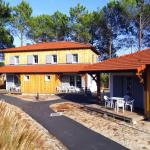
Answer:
[{"left": 110, "top": 97, "right": 125, "bottom": 112}]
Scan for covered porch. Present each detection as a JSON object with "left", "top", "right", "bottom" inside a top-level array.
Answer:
[
  {"left": 6, "top": 74, "right": 21, "bottom": 93},
  {"left": 56, "top": 73, "right": 97, "bottom": 93},
  {"left": 81, "top": 48, "right": 150, "bottom": 120}
]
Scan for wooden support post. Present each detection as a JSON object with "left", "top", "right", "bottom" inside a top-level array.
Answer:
[
  {"left": 144, "top": 66, "right": 150, "bottom": 120},
  {"left": 96, "top": 73, "right": 101, "bottom": 103},
  {"left": 84, "top": 73, "right": 88, "bottom": 93}
]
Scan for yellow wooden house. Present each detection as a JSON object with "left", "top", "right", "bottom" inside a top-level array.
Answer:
[{"left": 0, "top": 41, "right": 99, "bottom": 94}]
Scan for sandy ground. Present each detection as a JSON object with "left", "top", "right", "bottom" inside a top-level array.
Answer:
[
  {"left": 7, "top": 94, "right": 61, "bottom": 102},
  {"left": 50, "top": 102, "right": 150, "bottom": 150}
]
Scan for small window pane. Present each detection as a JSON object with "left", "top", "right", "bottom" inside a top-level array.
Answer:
[
  {"left": 24, "top": 75, "right": 30, "bottom": 81},
  {"left": 45, "top": 75, "right": 51, "bottom": 81},
  {"left": 15, "top": 56, "right": 19, "bottom": 64},
  {"left": 70, "top": 76, "right": 75, "bottom": 86},
  {"left": 76, "top": 75, "right": 81, "bottom": 88},
  {"left": 33, "top": 55, "right": 38, "bottom": 64},
  {"left": 52, "top": 55, "right": 57, "bottom": 64}
]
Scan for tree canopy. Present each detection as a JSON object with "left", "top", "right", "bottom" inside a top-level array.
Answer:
[
  {"left": 2, "top": 0, "right": 150, "bottom": 60},
  {"left": 10, "top": 0, "right": 32, "bottom": 46},
  {"left": 0, "top": 0, "right": 13, "bottom": 49}
]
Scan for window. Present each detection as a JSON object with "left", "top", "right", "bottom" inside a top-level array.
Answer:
[
  {"left": 45, "top": 75, "right": 51, "bottom": 81},
  {"left": 24, "top": 75, "right": 30, "bottom": 81},
  {"left": 9, "top": 56, "right": 19, "bottom": 65},
  {"left": 72, "top": 54, "right": 78, "bottom": 63},
  {"left": 46, "top": 55, "right": 57, "bottom": 64},
  {"left": 76, "top": 75, "right": 81, "bottom": 88},
  {"left": 66, "top": 54, "right": 78, "bottom": 64},
  {"left": 27, "top": 55, "right": 38, "bottom": 64},
  {"left": 52, "top": 55, "right": 57, "bottom": 64},
  {"left": 70, "top": 76, "right": 75, "bottom": 86},
  {"left": 14, "top": 56, "right": 19, "bottom": 65},
  {"left": 33, "top": 55, "right": 38, "bottom": 64}
]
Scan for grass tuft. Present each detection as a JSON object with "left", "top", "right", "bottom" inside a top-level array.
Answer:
[{"left": 0, "top": 100, "right": 67, "bottom": 150}]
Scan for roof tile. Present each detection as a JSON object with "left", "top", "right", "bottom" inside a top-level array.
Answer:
[
  {"left": 82, "top": 48, "right": 150, "bottom": 72},
  {"left": 0, "top": 41, "right": 99, "bottom": 54}
]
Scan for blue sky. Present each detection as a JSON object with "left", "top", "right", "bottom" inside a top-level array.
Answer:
[
  {"left": 6, "top": 0, "right": 109, "bottom": 16},
  {"left": 6, "top": 0, "right": 109, "bottom": 47}
]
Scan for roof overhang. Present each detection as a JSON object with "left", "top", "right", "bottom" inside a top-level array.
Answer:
[{"left": 0, "top": 64, "right": 88, "bottom": 74}]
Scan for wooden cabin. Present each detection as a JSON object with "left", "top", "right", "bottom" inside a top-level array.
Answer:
[{"left": 0, "top": 41, "right": 99, "bottom": 94}]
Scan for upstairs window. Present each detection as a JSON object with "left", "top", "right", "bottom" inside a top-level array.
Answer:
[
  {"left": 66, "top": 54, "right": 78, "bottom": 64},
  {"left": 9, "top": 56, "right": 19, "bottom": 65},
  {"left": 46, "top": 55, "right": 57, "bottom": 64},
  {"left": 14, "top": 56, "right": 19, "bottom": 64},
  {"left": 52, "top": 55, "right": 57, "bottom": 64},
  {"left": 72, "top": 54, "right": 78, "bottom": 63},
  {"left": 33, "top": 55, "right": 38, "bottom": 64},
  {"left": 27, "top": 55, "right": 38, "bottom": 64}
]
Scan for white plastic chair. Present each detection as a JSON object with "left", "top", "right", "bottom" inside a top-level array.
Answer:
[
  {"left": 75, "top": 87, "right": 80, "bottom": 93},
  {"left": 68, "top": 86, "right": 76, "bottom": 93},
  {"left": 123, "top": 95, "right": 130, "bottom": 101},
  {"left": 104, "top": 96, "right": 114, "bottom": 108},
  {"left": 115, "top": 99, "right": 125, "bottom": 113},
  {"left": 125, "top": 99, "right": 134, "bottom": 112}
]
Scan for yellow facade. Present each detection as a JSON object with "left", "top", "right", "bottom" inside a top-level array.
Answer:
[
  {"left": 20, "top": 74, "right": 60, "bottom": 94},
  {"left": 5, "top": 49, "right": 98, "bottom": 65},
  {"left": 5, "top": 48, "right": 98, "bottom": 94}
]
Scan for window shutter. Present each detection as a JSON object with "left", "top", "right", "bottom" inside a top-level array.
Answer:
[
  {"left": 27, "top": 55, "right": 33, "bottom": 64},
  {"left": 9, "top": 56, "right": 15, "bottom": 65},
  {"left": 66, "top": 54, "right": 72, "bottom": 63},
  {"left": 46, "top": 55, "right": 52, "bottom": 64}
]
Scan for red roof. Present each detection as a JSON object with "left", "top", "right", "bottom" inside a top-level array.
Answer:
[
  {"left": 0, "top": 64, "right": 88, "bottom": 73},
  {"left": 0, "top": 41, "right": 99, "bottom": 54},
  {"left": 82, "top": 48, "right": 150, "bottom": 72}
]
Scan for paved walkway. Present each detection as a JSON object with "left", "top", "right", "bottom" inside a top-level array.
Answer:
[{"left": 0, "top": 94, "right": 128, "bottom": 150}]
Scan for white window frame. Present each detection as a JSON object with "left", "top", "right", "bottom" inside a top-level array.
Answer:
[
  {"left": 24, "top": 75, "right": 30, "bottom": 81},
  {"left": 45, "top": 75, "right": 51, "bottom": 81}
]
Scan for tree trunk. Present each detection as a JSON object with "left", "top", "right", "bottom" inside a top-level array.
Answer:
[
  {"left": 138, "top": 14, "right": 142, "bottom": 51},
  {"left": 20, "top": 32, "right": 23, "bottom": 46},
  {"left": 109, "top": 39, "right": 112, "bottom": 58}
]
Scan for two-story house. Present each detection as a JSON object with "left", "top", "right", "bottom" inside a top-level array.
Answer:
[{"left": 0, "top": 41, "right": 99, "bottom": 94}]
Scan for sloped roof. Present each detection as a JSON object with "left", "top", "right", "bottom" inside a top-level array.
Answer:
[
  {"left": 82, "top": 48, "right": 150, "bottom": 72},
  {"left": 0, "top": 64, "right": 88, "bottom": 73},
  {"left": 0, "top": 41, "right": 99, "bottom": 54}
]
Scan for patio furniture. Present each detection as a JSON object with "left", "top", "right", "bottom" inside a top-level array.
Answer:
[
  {"left": 113, "top": 98, "right": 125, "bottom": 113},
  {"left": 123, "top": 95, "right": 130, "bottom": 101},
  {"left": 68, "top": 86, "right": 76, "bottom": 93},
  {"left": 104, "top": 95, "right": 114, "bottom": 108},
  {"left": 75, "top": 87, "right": 80, "bottom": 93},
  {"left": 125, "top": 99, "right": 134, "bottom": 112},
  {"left": 56, "top": 85, "right": 68, "bottom": 93}
]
